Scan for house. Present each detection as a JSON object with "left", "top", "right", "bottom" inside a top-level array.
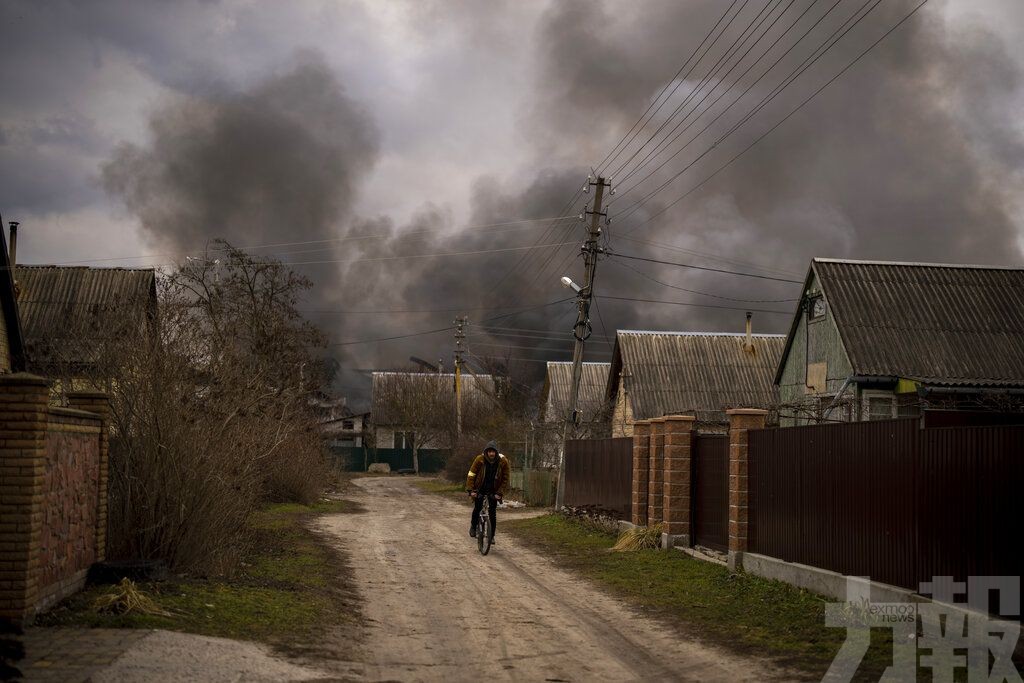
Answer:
[
  {"left": 775, "top": 258, "right": 1024, "bottom": 425},
  {"left": 539, "top": 361, "right": 611, "bottom": 427},
  {"left": 536, "top": 361, "right": 610, "bottom": 465},
  {"left": 369, "top": 370, "right": 497, "bottom": 450},
  {"left": 14, "top": 265, "right": 157, "bottom": 391},
  {"left": 321, "top": 411, "right": 369, "bottom": 448},
  {"left": 0, "top": 229, "right": 25, "bottom": 374},
  {"left": 605, "top": 328, "right": 785, "bottom": 436}
]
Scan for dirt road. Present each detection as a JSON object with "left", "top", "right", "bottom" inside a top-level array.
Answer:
[{"left": 317, "top": 476, "right": 785, "bottom": 682}]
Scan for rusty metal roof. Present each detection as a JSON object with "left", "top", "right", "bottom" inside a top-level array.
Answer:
[
  {"left": 540, "top": 361, "right": 610, "bottom": 423},
  {"left": 810, "top": 258, "right": 1024, "bottom": 387},
  {"left": 370, "top": 371, "right": 496, "bottom": 425},
  {"left": 15, "top": 265, "right": 156, "bottom": 368},
  {"left": 608, "top": 331, "right": 785, "bottom": 423}
]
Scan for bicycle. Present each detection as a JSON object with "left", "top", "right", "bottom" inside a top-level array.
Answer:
[{"left": 472, "top": 492, "right": 497, "bottom": 555}]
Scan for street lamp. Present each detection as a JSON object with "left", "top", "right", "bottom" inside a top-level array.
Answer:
[{"left": 560, "top": 276, "right": 582, "bottom": 294}]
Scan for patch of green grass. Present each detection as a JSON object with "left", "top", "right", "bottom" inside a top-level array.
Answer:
[
  {"left": 38, "top": 498, "right": 359, "bottom": 650},
  {"left": 506, "top": 514, "right": 897, "bottom": 680},
  {"left": 413, "top": 478, "right": 471, "bottom": 505}
]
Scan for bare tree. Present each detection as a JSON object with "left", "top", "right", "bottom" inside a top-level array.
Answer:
[{"left": 44, "top": 241, "right": 333, "bottom": 574}]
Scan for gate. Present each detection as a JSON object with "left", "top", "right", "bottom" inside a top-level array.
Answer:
[
  {"left": 563, "top": 437, "right": 633, "bottom": 518},
  {"left": 692, "top": 434, "right": 728, "bottom": 552}
]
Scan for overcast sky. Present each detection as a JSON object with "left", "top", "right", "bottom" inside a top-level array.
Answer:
[{"left": 3, "top": 0, "right": 1023, "bottom": 403}]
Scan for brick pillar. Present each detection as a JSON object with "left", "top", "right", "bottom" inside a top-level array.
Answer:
[
  {"left": 647, "top": 418, "right": 666, "bottom": 525},
  {"left": 662, "top": 415, "right": 695, "bottom": 549},
  {"left": 0, "top": 373, "right": 51, "bottom": 624},
  {"left": 630, "top": 420, "right": 651, "bottom": 526},
  {"left": 727, "top": 408, "right": 767, "bottom": 571},
  {"left": 67, "top": 390, "right": 111, "bottom": 563}
]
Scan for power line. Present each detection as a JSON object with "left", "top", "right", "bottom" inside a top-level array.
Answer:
[
  {"left": 614, "top": 0, "right": 835, "bottom": 190},
  {"left": 596, "top": 0, "right": 749, "bottom": 175},
  {"left": 608, "top": 0, "right": 790, "bottom": 182},
  {"left": 468, "top": 341, "right": 612, "bottom": 354},
  {"left": 600, "top": 294, "right": 792, "bottom": 315},
  {"left": 607, "top": 251, "right": 802, "bottom": 283},
  {"left": 327, "top": 297, "right": 574, "bottom": 347},
  {"left": 616, "top": 0, "right": 930, "bottom": 230},
  {"left": 606, "top": 256, "right": 800, "bottom": 302},
  {"left": 51, "top": 215, "right": 578, "bottom": 266},
  {"left": 612, "top": 0, "right": 867, "bottom": 208},
  {"left": 614, "top": 233, "right": 803, "bottom": 278}
]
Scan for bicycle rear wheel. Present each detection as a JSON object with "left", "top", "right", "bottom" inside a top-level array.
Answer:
[{"left": 478, "top": 517, "right": 491, "bottom": 555}]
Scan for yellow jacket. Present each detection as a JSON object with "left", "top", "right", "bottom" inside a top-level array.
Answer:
[{"left": 465, "top": 453, "right": 510, "bottom": 496}]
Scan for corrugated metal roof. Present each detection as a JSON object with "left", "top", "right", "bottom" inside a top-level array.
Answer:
[
  {"left": 370, "top": 371, "right": 496, "bottom": 425},
  {"left": 15, "top": 266, "right": 156, "bottom": 367},
  {"left": 541, "top": 361, "right": 610, "bottom": 423},
  {"left": 813, "top": 259, "right": 1024, "bottom": 386},
  {"left": 610, "top": 331, "right": 785, "bottom": 423}
]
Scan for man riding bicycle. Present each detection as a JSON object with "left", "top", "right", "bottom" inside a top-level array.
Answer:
[{"left": 466, "top": 440, "right": 510, "bottom": 542}]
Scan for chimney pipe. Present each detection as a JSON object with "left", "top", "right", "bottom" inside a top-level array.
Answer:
[
  {"left": 8, "top": 221, "right": 18, "bottom": 268},
  {"left": 744, "top": 312, "right": 753, "bottom": 353}
]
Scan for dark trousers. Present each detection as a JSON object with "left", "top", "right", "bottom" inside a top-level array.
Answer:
[{"left": 471, "top": 494, "right": 498, "bottom": 539}]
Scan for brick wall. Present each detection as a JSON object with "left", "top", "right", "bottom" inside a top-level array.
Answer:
[{"left": 0, "top": 375, "right": 108, "bottom": 624}]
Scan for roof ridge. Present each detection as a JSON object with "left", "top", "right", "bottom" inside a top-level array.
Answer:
[
  {"left": 814, "top": 257, "right": 1023, "bottom": 271},
  {"left": 618, "top": 330, "right": 786, "bottom": 337},
  {"left": 17, "top": 264, "right": 158, "bottom": 272}
]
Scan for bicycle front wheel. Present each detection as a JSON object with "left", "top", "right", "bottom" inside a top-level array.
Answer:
[{"left": 478, "top": 518, "right": 491, "bottom": 555}]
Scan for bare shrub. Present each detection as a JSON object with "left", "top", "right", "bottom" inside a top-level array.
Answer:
[{"left": 53, "top": 241, "right": 333, "bottom": 575}]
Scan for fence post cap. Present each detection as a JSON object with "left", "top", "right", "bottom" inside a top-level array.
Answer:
[
  {"left": 664, "top": 414, "right": 696, "bottom": 422},
  {"left": 725, "top": 408, "right": 769, "bottom": 416},
  {"left": 0, "top": 372, "right": 50, "bottom": 386},
  {"left": 67, "top": 389, "right": 108, "bottom": 399}
]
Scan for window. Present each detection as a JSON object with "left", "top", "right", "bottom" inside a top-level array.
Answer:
[
  {"left": 395, "top": 431, "right": 415, "bottom": 449},
  {"left": 818, "top": 395, "right": 852, "bottom": 422},
  {"left": 342, "top": 420, "right": 354, "bottom": 430},
  {"left": 808, "top": 296, "right": 827, "bottom": 321},
  {"left": 867, "top": 396, "right": 894, "bottom": 421}
]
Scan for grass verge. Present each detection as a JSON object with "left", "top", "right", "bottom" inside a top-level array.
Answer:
[
  {"left": 413, "top": 477, "right": 471, "bottom": 505},
  {"left": 505, "top": 514, "right": 898, "bottom": 680},
  {"left": 37, "top": 498, "right": 359, "bottom": 656}
]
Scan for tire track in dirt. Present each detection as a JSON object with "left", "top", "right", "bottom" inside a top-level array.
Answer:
[{"left": 315, "top": 476, "right": 790, "bottom": 682}]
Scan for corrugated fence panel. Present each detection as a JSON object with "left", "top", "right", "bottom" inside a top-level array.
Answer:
[
  {"left": 692, "top": 434, "right": 729, "bottom": 552},
  {"left": 564, "top": 437, "right": 633, "bottom": 518},
  {"left": 750, "top": 419, "right": 1024, "bottom": 596}
]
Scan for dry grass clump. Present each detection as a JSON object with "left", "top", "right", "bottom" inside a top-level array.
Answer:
[
  {"left": 93, "top": 578, "right": 173, "bottom": 617},
  {"left": 611, "top": 523, "right": 664, "bottom": 552}
]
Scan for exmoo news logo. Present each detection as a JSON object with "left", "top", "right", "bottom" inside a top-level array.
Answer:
[{"left": 824, "top": 576, "right": 1021, "bottom": 682}]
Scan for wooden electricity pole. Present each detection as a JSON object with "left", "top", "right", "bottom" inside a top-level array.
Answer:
[
  {"left": 556, "top": 175, "right": 609, "bottom": 508},
  {"left": 453, "top": 316, "right": 467, "bottom": 437}
]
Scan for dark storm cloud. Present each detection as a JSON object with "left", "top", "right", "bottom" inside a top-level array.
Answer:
[
  {"left": 512, "top": 0, "right": 1024, "bottom": 343},
  {"left": 102, "top": 55, "right": 379, "bottom": 263},
  {"left": 14, "top": 0, "right": 1023, "bottom": 403}
]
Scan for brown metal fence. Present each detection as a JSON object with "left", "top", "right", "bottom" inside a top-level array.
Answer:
[
  {"left": 692, "top": 434, "right": 729, "bottom": 552},
  {"left": 564, "top": 437, "right": 633, "bottom": 518},
  {"left": 749, "top": 418, "right": 1024, "bottom": 592}
]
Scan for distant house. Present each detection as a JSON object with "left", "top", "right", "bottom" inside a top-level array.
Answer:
[
  {"left": 369, "top": 371, "right": 496, "bottom": 450},
  {"left": 606, "top": 329, "right": 785, "bottom": 436},
  {"left": 775, "top": 258, "right": 1024, "bottom": 426},
  {"left": 322, "top": 411, "right": 369, "bottom": 448},
  {"left": 538, "top": 361, "right": 611, "bottom": 428},
  {"left": 15, "top": 266, "right": 156, "bottom": 390},
  {"left": 535, "top": 361, "right": 610, "bottom": 465}
]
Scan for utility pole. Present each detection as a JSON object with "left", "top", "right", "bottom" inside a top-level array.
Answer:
[
  {"left": 556, "top": 175, "right": 610, "bottom": 508},
  {"left": 453, "top": 316, "right": 467, "bottom": 438}
]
